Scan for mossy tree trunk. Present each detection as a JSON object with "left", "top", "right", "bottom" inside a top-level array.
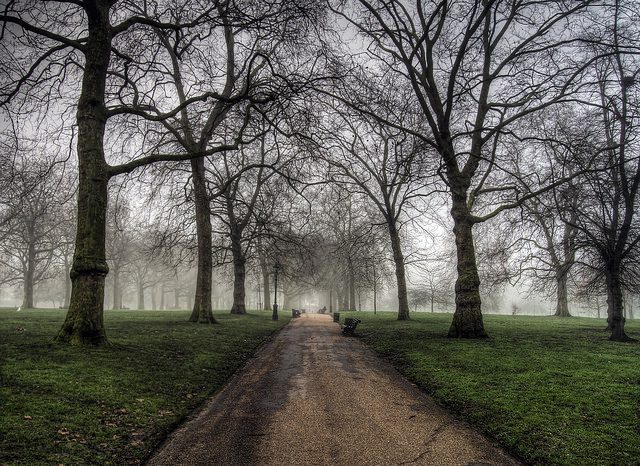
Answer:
[
  {"left": 189, "top": 157, "right": 217, "bottom": 323},
  {"left": 606, "top": 262, "right": 630, "bottom": 341},
  {"left": 447, "top": 187, "right": 487, "bottom": 338},
  {"left": 554, "top": 268, "right": 571, "bottom": 317},
  {"left": 56, "top": 1, "right": 111, "bottom": 346},
  {"left": 230, "top": 230, "right": 247, "bottom": 315}
]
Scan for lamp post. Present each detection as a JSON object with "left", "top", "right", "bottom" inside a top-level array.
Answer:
[{"left": 272, "top": 262, "right": 281, "bottom": 321}]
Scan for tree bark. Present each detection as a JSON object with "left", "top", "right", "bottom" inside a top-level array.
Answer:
[
  {"left": 388, "top": 223, "right": 410, "bottom": 320},
  {"left": 22, "top": 235, "right": 35, "bottom": 309},
  {"left": 262, "top": 267, "right": 271, "bottom": 310},
  {"left": 606, "top": 265, "right": 631, "bottom": 341},
  {"left": 447, "top": 195, "right": 487, "bottom": 338},
  {"left": 554, "top": 269, "right": 571, "bottom": 317},
  {"left": 189, "top": 157, "right": 216, "bottom": 323},
  {"left": 56, "top": 1, "right": 111, "bottom": 345},
  {"left": 230, "top": 232, "right": 247, "bottom": 315}
]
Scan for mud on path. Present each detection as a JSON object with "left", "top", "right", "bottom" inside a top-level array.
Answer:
[{"left": 147, "top": 313, "right": 520, "bottom": 466}]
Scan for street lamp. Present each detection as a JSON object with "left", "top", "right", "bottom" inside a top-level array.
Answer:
[{"left": 272, "top": 262, "right": 281, "bottom": 321}]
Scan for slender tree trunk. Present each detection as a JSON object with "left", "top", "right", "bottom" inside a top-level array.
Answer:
[
  {"left": 388, "top": 222, "right": 410, "bottom": 320},
  {"left": 340, "top": 281, "right": 349, "bottom": 310},
  {"left": 112, "top": 264, "right": 120, "bottom": 310},
  {"left": 447, "top": 197, "right": 487, "bottom": 338},
  {"left": 151, "top": 286, "right": 157, "bottom": 310},
  {"left": 261, "top": 261, "right": 271, "bottom": 311},
  {"left": 329, "top": 289, "right": 333, "bottom": 313},
  {"left": 56, "top": 2, "right": 111, "bottom": 345},
  {"left": 606, "top": 265, "right": 631, "bottom": 341},
  {"left": 22, "top": 237, "right": 35, "bottom": 309},
  {"left": 230, "top": 233, "right": 247, "bottom": 315},
  {"left": 189, "top": 158, "right": 216, "bottom": 323},
  {"left": 63, "top": 255, "right": 71, "bottom": 308},
  {"left": 174, "top": 288, "right": 180, "bottom": 309},
  {"left": 137, "top": 281, "right": 144, "bottom": 310},
  {"left": 160, "top": 283, "right": 165, "bottom": 310},
  {"left": 348, "top": 259, "right": 356, "bottom": 311}
]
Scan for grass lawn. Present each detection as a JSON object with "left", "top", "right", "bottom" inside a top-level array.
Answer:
[
  {"left": 0, "top": 308, "right": 290, "bottom": 465},
  {"left": 341, "top": 311, "right": 640, "bottom": 466}
]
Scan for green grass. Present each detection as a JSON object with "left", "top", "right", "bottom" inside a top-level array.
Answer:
[
  {"left": 0, "top": 308, "right": 290, "bottom": 465},
  {"left": 342, "top": 311, "right": 640, "bottom": 466}
]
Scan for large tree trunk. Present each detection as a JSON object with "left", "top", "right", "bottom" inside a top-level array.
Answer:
[
  {"left": 189, "top": 158, "right": 216, "bottom": 323},
  {"left": 447, "top": 195, "right": 487, "bottom": 338},
  {"left": 606, "top": 265, "right": 631, "bottom": 341},
  {"left": 388, "top": 223, "right": 410, "bottom": 320},
  {"left": 56, "top": 1, "right": 111, "bottom": 345},
  {"left": 230, "top": 232, "right": 247, "bottom": 315},
  {"left": 554, "top": 269, "right": 571, "bottom": 317}
]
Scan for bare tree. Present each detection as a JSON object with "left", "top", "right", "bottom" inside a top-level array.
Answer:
[
  {"left": 566, "top": 2, "right": 640, "bottom": 340},
  {"left": 0, "top": 159, "right": 74, "bottom": 308},
  {"left": 328, "top": 0, "right": 598, "bottom": 337},
  {"left": 0, "top": 2, "right": 294, "bottom": 344},
  {"left": 323, "top": 96, "right": 434, "bottom": 320}
]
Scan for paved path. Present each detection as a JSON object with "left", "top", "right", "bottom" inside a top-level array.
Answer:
[{"left": 147, "top": 314, "right": 520, "bottom": 466}]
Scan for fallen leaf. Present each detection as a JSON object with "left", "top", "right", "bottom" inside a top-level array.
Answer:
[
  {"left": 57, "top": 428, "right": 69, "bottom": 436},
  {"left": 23, "top": 415, "right": 32, "bottom": 420}
]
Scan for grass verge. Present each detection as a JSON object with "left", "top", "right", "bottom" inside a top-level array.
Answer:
[
  {"left": 342, "top": 311, "right": 640, "bottom": 466},
  {"left": 0, "top": 308, "right": 289, "bottom": 465}
]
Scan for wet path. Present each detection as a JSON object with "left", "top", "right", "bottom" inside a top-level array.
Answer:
[{"left": 147, "top": 313, "right": 520, "bottom": 466}]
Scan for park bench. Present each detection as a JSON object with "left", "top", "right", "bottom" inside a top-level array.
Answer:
[{"left": 342, "top": 317, "right": 361, "bottom": 336}]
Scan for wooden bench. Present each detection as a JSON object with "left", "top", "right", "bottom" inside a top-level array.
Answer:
[{"left": 342, "top": 317, "right": 361, "bottom": 336}]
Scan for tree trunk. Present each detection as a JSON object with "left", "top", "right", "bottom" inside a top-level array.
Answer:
[
  {"left": 348, "top": 259, "right": 356, "bottom": 311},
  {"left": 112, "top": 264, "right": 120, "bottom": 310},
  {"left": 63, "top": 256, "right": 71, "bottom": 308},
  {"left": 174, "top": 288, "right": 180, "bottom": 309},
  {"left": 262, "top": 269, "right": 271, "bottom": 310},
  {"left": 56, "top": 1, "right": 111, "bottom": 345},
  {"left": 329, "top": 289, "right": 333, "bottom": 313},
  {"left": 137, "top": 281, "right": 145, "bottom": 310},
  {"left": 447, "top": 201, "right": 487, "bottom": 338},
  {"left": 606, "top": 266, "right": 631, "bottom": 341},
  {"left": 388, "top": 223, "right": 410, "bottom": 320},
  {"left": 151, "top": 286, "right": 157, "bottom": 310},
  {"left": 160, "top": 283, "right": 165, "bottom": 310},
  {"left": 230, "top": 233, "right": 247, "bottom": 315},
  {"left": 554, "top": 269, "right": 571, "bottom": 317},
  {"left": 189, "top": 158, "right": 216, "bottom": 323},
  {"left": 22, "top": 237, "right": 35, "bottom": 309}
]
